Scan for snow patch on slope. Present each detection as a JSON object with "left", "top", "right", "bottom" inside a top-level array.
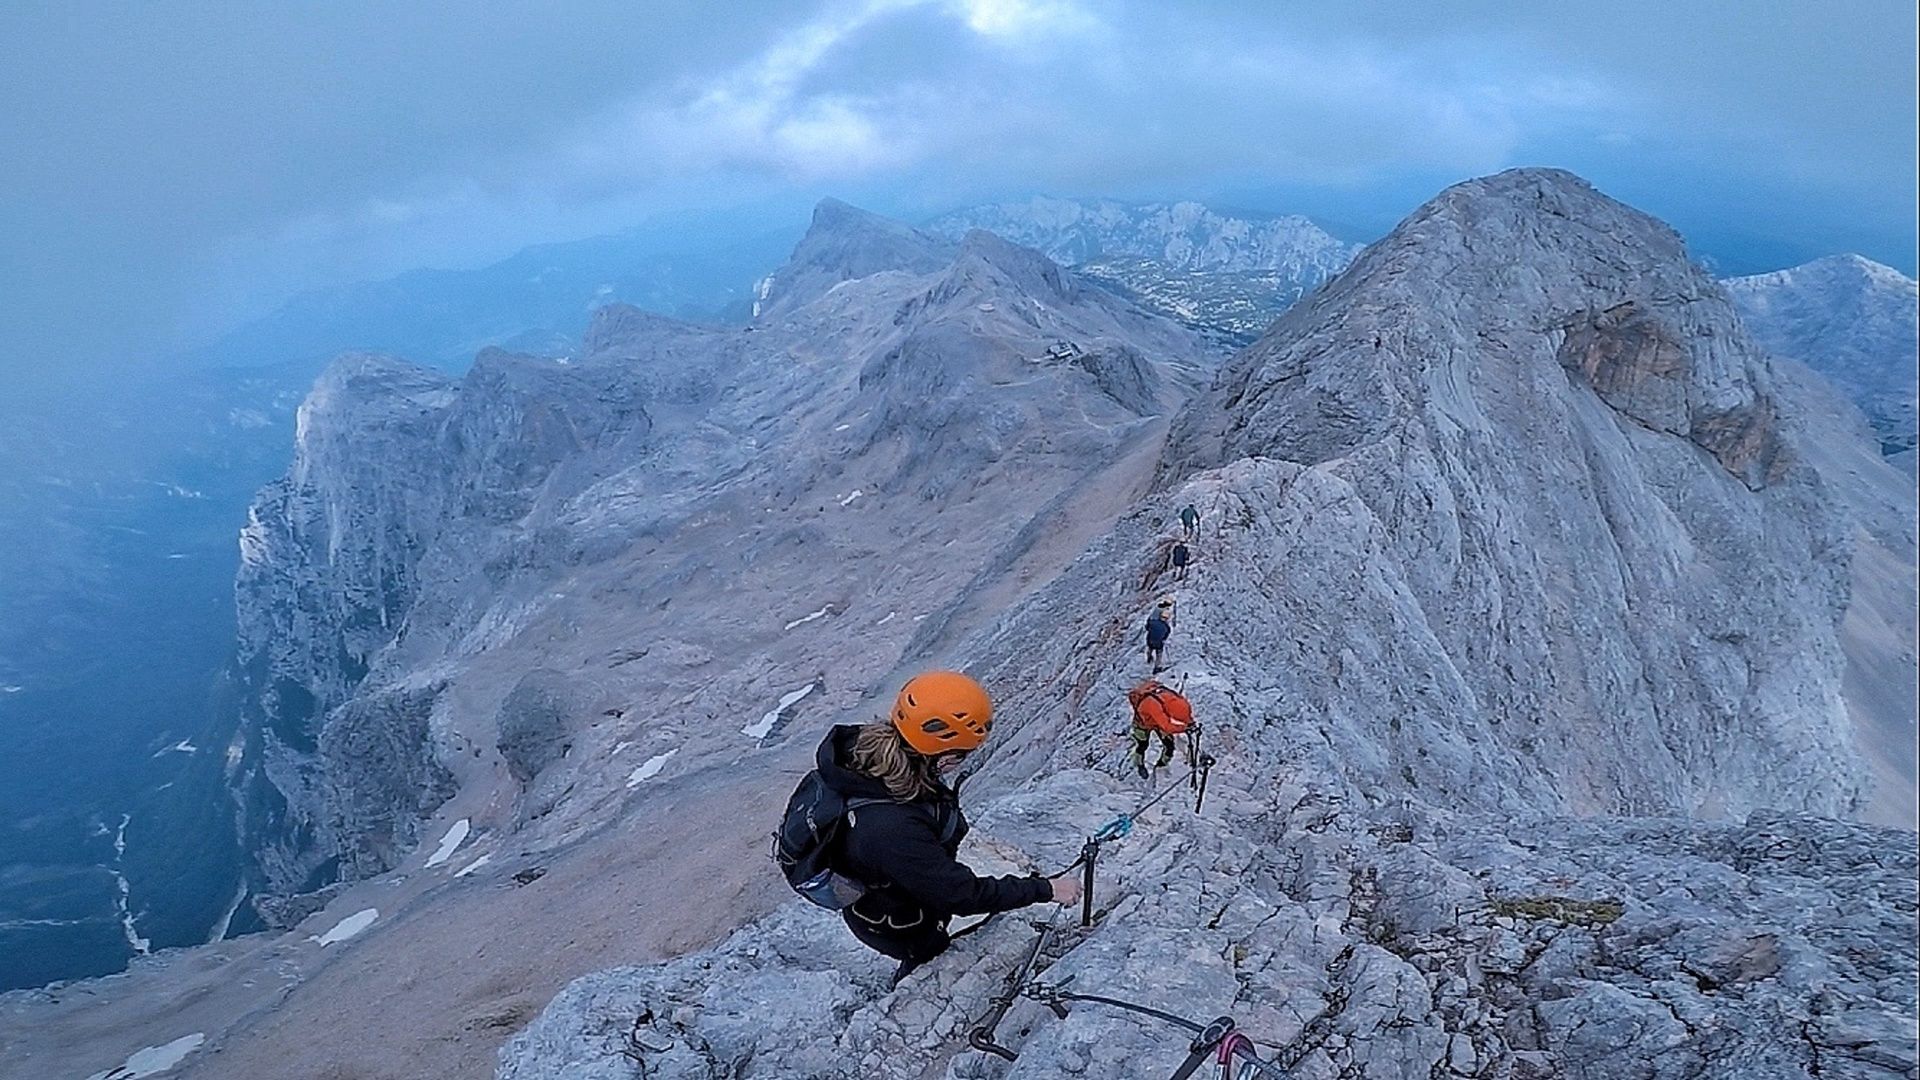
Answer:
[
  {"left": 626, "top": 750, "right": 678, "bottom": 788},
  {"left": 311, "top": 908, "right": 378, "bottom": 947},
  {"left": 83, "top": 1033, "right": 205, "bottom": 1080},
  {"left": 742, "top": 684, "right": 816, "bottom": 739},
  {"left": 423, "top": 819, "right": 470, "bottom": 868}
]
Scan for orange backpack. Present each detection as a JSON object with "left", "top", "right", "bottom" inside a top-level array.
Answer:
[{"left": 1128, "top": 680, "right": 1193, "bottom": 735}]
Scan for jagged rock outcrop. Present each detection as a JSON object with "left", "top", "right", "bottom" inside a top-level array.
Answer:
[
  {"left": 1725, "top": 255, "right": 1918, "bottom": 461},
  {"left": 318, "top": 683, "right": 452, "bottom": 881},
  {"left": 496, "top": 669, "right": 580, "bottom": 784},
  {"left": 501, "top": 170, "right": 1917, "bottom": 1080}
]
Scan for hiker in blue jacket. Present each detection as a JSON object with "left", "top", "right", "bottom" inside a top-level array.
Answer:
[{"left": 1145, "top": 598, "right": 1173, "bottom": 672}]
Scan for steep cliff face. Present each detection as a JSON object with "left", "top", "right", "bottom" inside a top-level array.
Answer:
[
  {"left": 232, "top": 355, "right": 457, "bottom": 896},
  {"left": 500, "top": 171, "right": 1916, "bottom": 1079}
]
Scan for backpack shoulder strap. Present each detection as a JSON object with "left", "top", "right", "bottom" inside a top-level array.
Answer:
[{"left": 845, "top": 797, "right": 958, "bottom": 847}]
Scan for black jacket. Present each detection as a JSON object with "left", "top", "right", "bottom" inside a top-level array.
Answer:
[{"left": 816, "top": 725, "right": 1051, "bottom": 928}]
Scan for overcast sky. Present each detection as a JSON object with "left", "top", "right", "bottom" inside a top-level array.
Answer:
[{"left": 2, "top": 0, "right": 1914, "bottom": 379}]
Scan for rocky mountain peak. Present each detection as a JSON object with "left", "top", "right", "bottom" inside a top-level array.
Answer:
[
  {"left": 1184, "top": 167, "right": 1782, "bottom": 487},
  {"left": 1805, "top": 252, "right": 1913, "bottom": 288},
  {"left": 580, "top": 303, "right": 701, "bottom": 354},
  {"left": 752, "top": 198, "right": 957, "bottom": 319},
  {"left": 943, "top": 227, "right": 1080, "bottom": 302}
]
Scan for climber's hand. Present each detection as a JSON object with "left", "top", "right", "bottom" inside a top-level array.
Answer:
[{"left": 1049, "top": 875, "right": 1083, "bottom": 906}]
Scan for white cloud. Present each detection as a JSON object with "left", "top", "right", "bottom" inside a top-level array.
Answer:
[
  {"left": 192, "top": 2, "right": 1915, "bottom": 339},
  {"left": 950, "top": 0, "right": 1098, "bottom": 39}
]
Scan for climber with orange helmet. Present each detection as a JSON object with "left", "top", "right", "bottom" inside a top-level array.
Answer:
[{"left": 813, "top": 671, "right": 1081, "bottom": 987}]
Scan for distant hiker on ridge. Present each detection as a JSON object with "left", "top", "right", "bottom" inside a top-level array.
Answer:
[
  {"left": 774, "top": 672, "right": 1081, "bottom": 989},
  {"left": 1179, "top": 503, "right": 1200, "bottom": 538},
  {"left": 1169, "top": 540, "right": 1192, "bottom": 581},
  {"left": 1145, "top": 597, "right": 1174, "bottom": 673}
]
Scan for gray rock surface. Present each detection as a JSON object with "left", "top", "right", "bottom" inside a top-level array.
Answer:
[
  {"left": 1166, "top": 169, "right": 1862, "bottom": 820},
  {"left": 496, "top": 669, "right": 582, "bottom": 784},
  {"left": 500, "top": 171, "right": 1917, "bottom": 1079},
  {"left": 500, "top": 777, "right": 1917, "bottom": 1079}
]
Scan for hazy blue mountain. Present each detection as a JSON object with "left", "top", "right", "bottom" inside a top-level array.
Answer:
[
  {"left": 1725, "top": 254, "right": 1919, "bottom": 462},
  {"left": 928, "top": 196, "right": 1361, "bottom": 341},
  {"left": 190, "top": 223, "right": 801, "bottom": 372}
]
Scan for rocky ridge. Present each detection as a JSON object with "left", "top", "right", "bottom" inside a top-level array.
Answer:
[{"left": 500, "top": 170, "right": 1918, "bottom": 1079}]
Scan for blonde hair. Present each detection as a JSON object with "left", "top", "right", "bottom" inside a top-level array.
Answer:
[{"left": 851, "top": 721, "right": 940, "bottom": 801}]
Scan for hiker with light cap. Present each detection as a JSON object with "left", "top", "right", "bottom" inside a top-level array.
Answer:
[{"left": 774, "top": 671, "right": 1081, "bottom": 988}]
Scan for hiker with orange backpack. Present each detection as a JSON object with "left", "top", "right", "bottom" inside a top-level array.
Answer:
[
  {"left": 1126, "top": 678, "right": 1194, "bottom": 779},
  {"left": 773, "top": 672, "right": 1081, "bottom": 988}
]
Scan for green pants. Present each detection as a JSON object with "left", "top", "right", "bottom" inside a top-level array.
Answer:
[{"left": 1130, "top": 724, "right": 1175, "bottom": 768}]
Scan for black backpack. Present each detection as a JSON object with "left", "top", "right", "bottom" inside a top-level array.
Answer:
[{"left": 771, "top": 771, "right": 891, "bottom": 910}]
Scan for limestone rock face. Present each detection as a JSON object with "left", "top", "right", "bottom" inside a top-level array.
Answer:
[
  {"left": 231, "top": 354, "right": 458, "bottom": 895},
  {"left": 318, "top": 684, "right": 452, "bottom": 882},
  {"left": 500, "top": 775, "right": 1917, "bottom": 1080},
  {"left": 1166, "top": 169, "right": 1855, "bottom": 821},
  {"left": 499, "top": 171, "right": 1916, "bottom": 1080}
]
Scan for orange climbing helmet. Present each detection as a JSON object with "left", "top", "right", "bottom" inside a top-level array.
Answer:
[{"left": 891, "top": 671, "right": 994, "bottom": 755}]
